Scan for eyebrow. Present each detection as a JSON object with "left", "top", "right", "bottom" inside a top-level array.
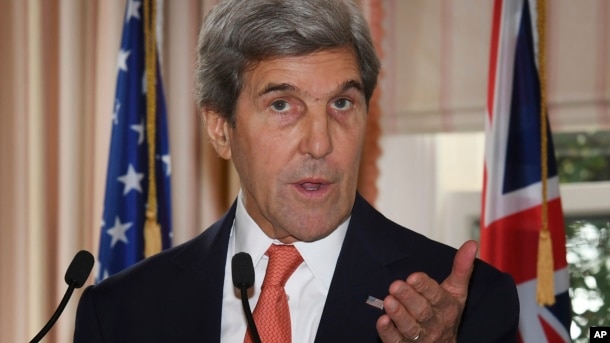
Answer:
[
  {"left": 258, "top": 83, "right": 297, "bottom": 96},
  {"left": 258, "top": 79, "right": 364, "bottom": 98},
  {"left": 341, "top": 79, "right": 364, "bottom": 93}
]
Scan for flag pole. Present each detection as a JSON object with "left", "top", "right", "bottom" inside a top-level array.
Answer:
[
  {"left": 535, "top": 0, "right": 555, "bottom": 306},
  {"left": 143, "top": 0, "right": 162, "bottom": 258}
]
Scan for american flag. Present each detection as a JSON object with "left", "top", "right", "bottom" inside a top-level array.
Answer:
[
  {"left": 481, "top": 0, "right": 572, "bottom": 341},
  {"left": 97, "top": 0, "right": 172, "bottom": 282}
]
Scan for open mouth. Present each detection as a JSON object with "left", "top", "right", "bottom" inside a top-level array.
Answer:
[
  {"left": 301, "top": 182, "right": 323, "bottom": 191},
  {"left": 294, "top": 178, "right": 332, "bottom": 196}
]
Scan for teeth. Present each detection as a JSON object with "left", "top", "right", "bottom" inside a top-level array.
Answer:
[{"left": 302, "top": 183, "right": 321, "bottom": 191}]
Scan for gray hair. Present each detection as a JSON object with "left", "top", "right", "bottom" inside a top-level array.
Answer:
[{"left": 194, "top": 0, "right": 381, "bottom": 126}]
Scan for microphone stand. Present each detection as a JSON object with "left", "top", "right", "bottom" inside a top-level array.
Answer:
[
  {"left": 239, "top": 283, "right": 262, "bottom": 343},
  {"left": 29, "top": 281, "right": 77, "bottom": 343},
  {"left": 29, "top": 250, "right": 94, "bottom": 343}
]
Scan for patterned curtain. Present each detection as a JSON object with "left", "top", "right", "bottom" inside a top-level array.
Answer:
[{"left": 358, "top": 0, "right": 384, "bottom": 206}]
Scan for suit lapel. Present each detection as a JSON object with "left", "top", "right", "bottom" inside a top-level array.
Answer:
[
  {"left": 315, "top": 194, "right": 420, "bottom": 342},
  {"left": 161, "top": 201, "right": 237, "bottom": 342}
]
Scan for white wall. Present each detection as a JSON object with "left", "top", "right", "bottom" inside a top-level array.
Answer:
[{"left": 377, "top": 132, "right": 485, "bottom": 249}]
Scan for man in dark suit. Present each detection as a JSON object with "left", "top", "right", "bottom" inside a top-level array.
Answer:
[{"left": 75, "top": 0, "right": 519, "bottom": 342}]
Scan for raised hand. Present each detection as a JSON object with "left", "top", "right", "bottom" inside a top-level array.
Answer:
[{"left": 376, "top": 240, "right": 478, "bottom": 343}]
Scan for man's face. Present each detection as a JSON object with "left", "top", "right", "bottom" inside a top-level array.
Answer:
[{"left": 206, "top": 48, "right": 367, "bottom": 243}]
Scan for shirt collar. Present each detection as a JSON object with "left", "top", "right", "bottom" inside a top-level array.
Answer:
[{"left": 233, "top": 191, "right": 349, "bottom": 290}]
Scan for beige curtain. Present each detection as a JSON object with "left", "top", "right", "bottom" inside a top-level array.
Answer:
[
  {"left": 380, "top": 0, "right": 610, "bottom": 134},
  {"left": 0, "top": 1, "right": 116, "bottom": 342},
  {"left": 0, "top": 1, "right": 234, "bottom": 342},
  {"left": 357, "top": 0, "right": 384, "bottom": 205}
]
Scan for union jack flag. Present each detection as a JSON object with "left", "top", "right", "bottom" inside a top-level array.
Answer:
[
  {"left": 481, "top": 0, "right": 572, "bottom": 341},
  {"left": 97, "top": 0, "right": 172, "bottom": 282}
]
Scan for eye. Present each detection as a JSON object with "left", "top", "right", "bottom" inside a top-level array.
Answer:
[
  {"left": 270, "top": 100, "right": 290, "bottom": 112},
  {"left": 331, "top": 98, "right": 353, "bottom": 111}
]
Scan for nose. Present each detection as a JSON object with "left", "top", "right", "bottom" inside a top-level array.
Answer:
[{"left": 299, "top": 109, "right": 333, "bottom": 159}]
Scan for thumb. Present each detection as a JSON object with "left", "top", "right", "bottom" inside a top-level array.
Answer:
[{"left": 441, "top": 240, "right": 478, "bottom": 302}]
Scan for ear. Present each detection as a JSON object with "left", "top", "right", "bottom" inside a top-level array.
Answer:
[{"left": 202, "top": 108, "right": 232, "bottom": 160}]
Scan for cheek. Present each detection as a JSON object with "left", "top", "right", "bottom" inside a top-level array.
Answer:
[
  {"left": 335, "top": 125, "right": 366, "bottom": 163},
  {"left": 234, "top": 133, "right": 287, "bottom": 183}
]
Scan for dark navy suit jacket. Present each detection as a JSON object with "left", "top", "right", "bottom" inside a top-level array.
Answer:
[{"left": 74, "top": 194, "right": 519, "bottom": 342}]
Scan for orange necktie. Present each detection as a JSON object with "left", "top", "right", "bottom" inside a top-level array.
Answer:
[{"left": 244, "top": 244, "right": 303, "bottom": 343}]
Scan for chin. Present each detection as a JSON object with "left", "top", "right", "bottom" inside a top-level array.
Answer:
[{"left": 293, "top": 219, "right": 343, "bottom": 242}]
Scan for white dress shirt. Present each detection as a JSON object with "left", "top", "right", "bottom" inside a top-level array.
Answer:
[{"left": 220, "top": 192, "right": 349, "bottom": 342}]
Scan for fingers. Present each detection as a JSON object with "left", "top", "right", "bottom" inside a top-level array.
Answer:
[
  {"left": 441, "top": 240, "right": 478, "bottom": 300},
  {"left": 376, "top": 302, "right": 422, "bottom": 343},
  {"left": 402, "top": 240, "right": 477, "bottom": 311},
  {"left": 377, "top": 279, "right": 434, "bottom": 342},
  {"left": 393, "top": 278, "right": 436, "bottom": 322},
  {"left": 376, "top": 240, "right": 479, "bottom": 342}
]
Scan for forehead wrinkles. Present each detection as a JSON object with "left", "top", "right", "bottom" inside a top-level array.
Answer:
[{"left": 244, "top": 49, "right": 363, "bottom": 101}]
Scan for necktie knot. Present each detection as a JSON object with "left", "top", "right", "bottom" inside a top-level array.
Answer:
[{"left": 264, "top": 244, "right": 303, "bottom": 288}]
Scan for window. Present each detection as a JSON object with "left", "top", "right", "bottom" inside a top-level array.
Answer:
[
  {"left": 555, "top": 131, "right": 610, "bottom": 341},
  {"left": 567, "top": 215, "right": 610, "bottom": 340}
]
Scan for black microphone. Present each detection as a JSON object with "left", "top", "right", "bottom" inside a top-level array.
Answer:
[
  {"left": 29, "top": 250, "right": 94, "bottom": 343},
  {"left": 232, "top": 252, "right": 261, "bottom": 343}
]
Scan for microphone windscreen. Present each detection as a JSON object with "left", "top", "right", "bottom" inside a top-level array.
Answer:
[
  {"left": 232, "top": 252, "right": 255, "bottom": 288},
  {"left": 64, "top": 250, "right": 95, "bottom": 288}
]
